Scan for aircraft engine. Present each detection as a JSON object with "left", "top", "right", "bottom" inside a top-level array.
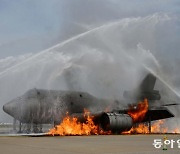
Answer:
[{"left": 100, "top": 112, "right": 133, "bottom": 132}]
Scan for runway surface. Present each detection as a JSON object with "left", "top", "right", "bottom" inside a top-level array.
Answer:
[{"left": 0, "top": 134, "right": 180, "bottom": 154}]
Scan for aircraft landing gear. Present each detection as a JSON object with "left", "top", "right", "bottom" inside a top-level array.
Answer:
[
  {"left": 17, "top": 121, "right": 22, "bottom": 133},
  {"left": 149, "top": 117, "right": 151, "bottom": 133},
  {"left": 13, "top": 118, "right": 17, "bottom": 133},
  {"left": 33, "top": 124, "right": 43, "bottom": 133}
]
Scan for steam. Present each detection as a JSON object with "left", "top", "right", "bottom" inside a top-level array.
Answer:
[{"left": 0, "top": 13, "right": 180, "bottom": 125}]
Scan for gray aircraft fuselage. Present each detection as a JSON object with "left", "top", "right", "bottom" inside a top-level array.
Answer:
[
  {"left": 3, "top": 74, "right": 176, "bottom": 133},
  {"left": 3, "top": 89, "right": 121, "bottom": 125}
]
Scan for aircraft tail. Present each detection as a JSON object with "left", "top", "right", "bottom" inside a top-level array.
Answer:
[{"left": 123, "top": 73, "right": 161, "bottom": 100}]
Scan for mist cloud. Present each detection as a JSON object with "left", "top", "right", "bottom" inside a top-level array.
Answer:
[
  {"left": 0, "top": 13, "right": 179, "bottom": 122},
  {"left": 0, "top": 1, "right": 180, "bottom": 126}
]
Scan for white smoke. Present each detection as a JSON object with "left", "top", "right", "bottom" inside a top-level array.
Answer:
[{"left": 0, "top": 13, "right": 179, "bottom": 123}]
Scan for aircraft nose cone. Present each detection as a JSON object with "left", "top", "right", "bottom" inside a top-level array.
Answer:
[
  {"left": 3, "top": 101, "right": 19, "bottom": 117},
  {"left": 3, "top": 103, "right": 11, "bottom": 114}
]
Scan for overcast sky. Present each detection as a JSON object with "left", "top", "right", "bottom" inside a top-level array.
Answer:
[
  {"left": 0, "top": 0, "right": 180, "bottom": 58},
  {"left": 0, "top": 0, "right": 180, "bottom": 123}
]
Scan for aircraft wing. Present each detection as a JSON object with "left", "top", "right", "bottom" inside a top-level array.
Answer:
[
  {"left": 141, "top": 107, "right": 174, "bottom": 122},
  {"left": 113, "top": 106, "right": 174, "bottom": 122}
]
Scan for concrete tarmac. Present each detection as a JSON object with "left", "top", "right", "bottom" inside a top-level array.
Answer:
[{"left": 0, "top": 135, "right": 180, "bottom": 154}]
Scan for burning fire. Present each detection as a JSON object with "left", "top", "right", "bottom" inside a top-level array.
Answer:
[
  {"left": 48, "top": 99, "right": 179, "bottom": 136},
  {"left": 172, "top": 128, "right": 180, "bottom": 134},
  {"left": 48, "top": 111, "right": 111, "bottom": 136},
  {"left": 128, "top": 99, "right": 148, "bottom": 122},
  {"left": 124, "top": 99, "right": 180, "bottom": 134},
  {"left": 123, "top": 120, "right": 180, "bottom": 134}
]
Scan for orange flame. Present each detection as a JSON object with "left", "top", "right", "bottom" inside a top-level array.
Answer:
[
  {"left": 172, "top": 128, "right": 180, "bottom": 134},
  {"left": 48, "top": 99, "right": 179, "bottom": 136},
  {"left": 151, "top": 120, "right": 168, "bottom": 133},
  {"left": 48, "top": 111, "right": 111, "bottom": 136},
  {"left": 124, "top": 99, "right": 180, "bottom": 134},
  {"left": 122, "top": 120, "right": 180, "bottom": 134},
  {"left": 127, "top": 99, "right": 148, "bottom": 122}
]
